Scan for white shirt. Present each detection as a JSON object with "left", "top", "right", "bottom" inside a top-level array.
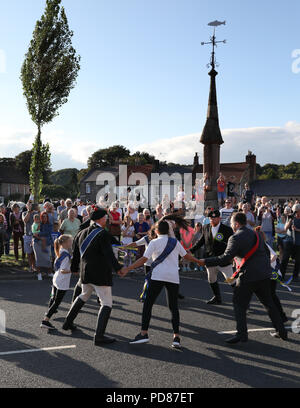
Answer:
[
  {"left": 220, "top": 207, "right": 234, "bottom": 226},
  {"left": 211, "top": 223, "right": 221, "bottom": 239},
  {"left": 266, "top": 243, "right": 282, "bottom": 277},
  {"left": 53, "top": 249, "right": 72, "bottom": 291},
  {"left": 121, "top": 225, "right": 135, "bottom": 245},
  {"left": 144, "top": 235, "right": 187, "bottom": 284},
  {"left": 77, "top": 205, "right": 86, "bottom": 216},
  {"left": 136, "top": 236, "right": 152, "bottom": 266},
  {"left": 126, "top": 210, "right": 138, "bottom": 222}
]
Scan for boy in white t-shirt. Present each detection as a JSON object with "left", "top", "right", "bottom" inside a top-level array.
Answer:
[{"left": 120, "top": 220, "right": 202, "bottom": 349}]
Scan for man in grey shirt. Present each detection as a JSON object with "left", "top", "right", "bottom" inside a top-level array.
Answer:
[{"left": 59, "top": 199, "right": 73, "bottom": 223}]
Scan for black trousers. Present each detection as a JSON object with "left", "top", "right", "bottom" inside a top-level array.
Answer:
[
  {"left": 281, "top": 241, "right": 300, "bottom": 279},
  {"left": 233, "top": 278, "right": 286, "bottom": 337},
  {"left": 270, "top": 279, "right": 287, "bottom": 320},
  {"left": 293, "top": 245, "right": 300, "bottom": 279},
  {"left": 46, "top": 286, "right": 67, "bottom": 319},
  {"left": 142, "top": 279, "right": 180, "bottom": 333}
]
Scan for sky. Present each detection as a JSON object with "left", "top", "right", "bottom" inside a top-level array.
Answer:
[{"left": 0, "top": 0, "right": 300, "bottom": 170}]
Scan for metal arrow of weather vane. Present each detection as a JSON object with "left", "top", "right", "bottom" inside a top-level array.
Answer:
[{"left": 201, "top": 20, "right": 227, "bottom": 69}]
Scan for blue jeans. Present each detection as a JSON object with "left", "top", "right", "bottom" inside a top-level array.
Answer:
[
  {"left": 264, "top": 231, "right": 274, "bottom": 248},
  {"left": 5, "top": 231, "right": 11, "bottom": 255}
]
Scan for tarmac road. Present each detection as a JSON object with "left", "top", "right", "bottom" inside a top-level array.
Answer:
[{"left": 0, "top": 273, "right": 299, "bottom": 388}]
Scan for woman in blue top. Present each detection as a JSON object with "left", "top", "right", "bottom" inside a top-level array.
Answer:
[
  {"left": 32, "top": 211, "right": 53, "bottom": 280},
  {"left": 134, "top": 213, "right": 150, "bottom": 240}
]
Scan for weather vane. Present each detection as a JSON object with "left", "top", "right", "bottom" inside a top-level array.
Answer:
[{"left": 201, "top": 20, "right": 227, "bottom": 69}]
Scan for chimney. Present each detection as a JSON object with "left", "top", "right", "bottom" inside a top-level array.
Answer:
[
  {"left": 153, "top": 160, "right": 160, "bottom": 171},
  {"left": 246, "top": 151, "right": 256, "bottom": 182}
]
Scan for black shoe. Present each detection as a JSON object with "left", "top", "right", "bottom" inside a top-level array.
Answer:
[
  {"left": 270, "top": 330, "right": 288, "bottom": 340},
  {"left": 62, "top": 297, "right": 85, "bottom": 331},
  {"left": 178, "top": 293, "right": 185, "bottom": 300},
  {"left": 225, "top": 335, "right": 248, "bottom": 344},
  {"left": 207, "top": 296, "right": 222, "bottom": 305},
  {"left": 40, "top": 320, "right": 56, "bottom": 330},
  {"left": 94, "top": 335, "right": 116, "bottom": 346},
  {"left": 172, "top": 336, "right": 181, "bottom": 349},
  {"left": 208, "top": 282, "right": 222, "bottom": 304},
  {"left": 129, "top": 333, "right": 149, "bottom": 344},
  {"left": 62, "top": 322, "right": 77, "bottom": 331}
]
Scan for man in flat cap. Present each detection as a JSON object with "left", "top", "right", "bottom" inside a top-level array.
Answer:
[
  {"left": 62, "top": 206, "right": 124, "bottom": 345},
  {"left": 190, "top": 209, "right": 234, "bottom": 304}
]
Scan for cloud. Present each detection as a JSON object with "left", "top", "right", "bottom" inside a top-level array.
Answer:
[
  {"left": 1, "top": 121, "right": 300, "bottom": 171},
  {"left": 0, "top": 125, "right": 98, "bottom": 170},
  {"left": 136, "top": 122, "right": 300, "bottom": 166}
]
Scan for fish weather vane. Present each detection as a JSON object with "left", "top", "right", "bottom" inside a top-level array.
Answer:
[{"left": 201, "top": 20, "right": 227, "bottom": 69}]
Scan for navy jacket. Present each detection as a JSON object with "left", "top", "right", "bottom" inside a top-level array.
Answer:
[{"left": 71, "top": 223, "right": 122, "bottom": 286}]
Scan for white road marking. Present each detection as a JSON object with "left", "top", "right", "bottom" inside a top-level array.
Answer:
[
  {"left": 0, "top": 345, "right": 76, "bottom": 356},
  {"left": 218, "top": 325, "right": 300, "bottom": 335}
]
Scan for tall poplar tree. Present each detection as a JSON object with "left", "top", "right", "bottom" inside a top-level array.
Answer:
[{"left": 21, "top": 0, "right": 80, "bottom": 202}]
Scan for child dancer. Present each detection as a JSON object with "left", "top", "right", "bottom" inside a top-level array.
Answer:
[{"left": 40, "top": 235, "right": 73, "bottom": 330}]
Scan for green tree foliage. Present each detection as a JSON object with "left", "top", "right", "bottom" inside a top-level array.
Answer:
[
  {"left": 15, "top": 150, "right": 32, "bottom": 174},
  {"left": 15, "top": 149, "right": 51, "bottom": 184},
  {"left": 29, "top": 134, "right": 51, "bottom": 202},
  {"left": 20, "top": 0, "right": 80, "bottom": 202},
  {"left": 257, "top": 162, "right": 300, "bottom": 180},
  {"left": 87, "top": 145, "right": 130, "bottom": 169},
  {"left": 50, "top": 168, "right": 78, "bottom": 186},
  {"left": 50, "top": 168, "right": 79, "bottom": 196},
  {"left": 77, "top": 168, "right": 89, "bottom": 183},
  {"left": 41, "top": 184, "right": 69, "bottom": 200},
  {"left": 127, "top": 151, "right": 157, "bottom": 165}
]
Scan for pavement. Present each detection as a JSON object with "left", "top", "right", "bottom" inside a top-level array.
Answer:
[{"left": 0, "top": 272, "right": 299, "bottom": 388}]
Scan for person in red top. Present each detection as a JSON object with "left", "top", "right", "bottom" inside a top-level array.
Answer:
[
  {"left": 108, "top": 203, "right": 122, "bottom": 242},
  {"left": 217, "top": 172, "right": 226, "bottom": 208}
]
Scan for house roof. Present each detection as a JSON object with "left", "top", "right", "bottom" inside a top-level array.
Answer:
[
  {"left": 81, "top": 161, "right": 250, "bottom": 185},
  {"left": 193, "top": 162, "right": 249, "bottom": 183},
  {"left": 82, "top": 167, "right": 119, "bottom": 183},
  {"left": 158, "top": 165, "right": 193, "bottom": 175},
  {"left": 250, "top": 179, "right": 300, "bottom": 197},
  {"left": 0, "top": 165, "right": 29, "bottom": 184}
]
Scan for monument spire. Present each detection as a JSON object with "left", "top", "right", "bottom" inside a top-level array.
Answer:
[
  {"left": 200, "top": 24, "right": 226, "bottom": 145},
  {"left": 200, "top": 21, "right": 227, "bottom": 209}
]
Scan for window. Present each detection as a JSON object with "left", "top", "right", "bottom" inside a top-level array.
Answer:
[
  {"left": 86, "top": 183, "right": 91, "bottom": 194},
  {"left": 7, "top": 184, "right": 11, "bottom": 196}
]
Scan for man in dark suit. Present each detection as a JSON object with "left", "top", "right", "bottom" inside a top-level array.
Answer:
[
  {"left": 71, "top": 213, "right": 120, "bottom": 303},
  {"left": 198, "top": 212, "right": 288, "bottom": 343},
  {"left": 62, "top": 207, "right": 124, "bottom": 345},
  {"left": 190, "top": 210, "right": 234, "bottom": 304}
]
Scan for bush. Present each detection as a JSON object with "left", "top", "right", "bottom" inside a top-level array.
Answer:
[{"left": 41, "top": 184, "right": 68, "bottom": 200}]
